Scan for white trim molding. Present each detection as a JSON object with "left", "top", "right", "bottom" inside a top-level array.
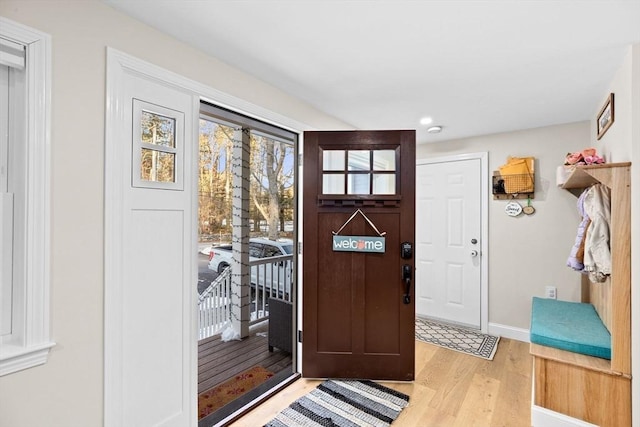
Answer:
[
  {"left": 531, "top": 405, "right": 598, "bottom": 427},
  {"left": 0, "top": 18, "right": 54, "bottom": 376},
  {"left": 488, "top": 322, "right": 530, "bottom": 343}
]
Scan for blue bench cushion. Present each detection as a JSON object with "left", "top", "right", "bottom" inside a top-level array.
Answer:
[{"left": 530, "top": 297, "right": 611, "bottom": 359}]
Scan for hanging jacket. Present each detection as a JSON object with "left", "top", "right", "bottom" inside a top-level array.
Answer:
[
  {"left": 582, "top": 184, "right": 612, "bottom": 282},
  {"left": 567, "top": 188, "right": 590, "bottom": 271}
]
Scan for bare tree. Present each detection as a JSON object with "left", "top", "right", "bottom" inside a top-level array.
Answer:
[
  {"left": 250, "top": 135, "right": 293, "bottom": 240},
  {"left": 197, "top": 120, "right": 294, "bottom": 242}
]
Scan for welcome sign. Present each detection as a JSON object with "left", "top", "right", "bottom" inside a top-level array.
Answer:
[{"left": 332, "top": 235, "right": 386, "bottom": 253}]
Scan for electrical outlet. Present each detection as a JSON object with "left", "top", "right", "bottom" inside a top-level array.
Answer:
[{"left": 545, "top": 286, "right": 557, "bottom": 299}]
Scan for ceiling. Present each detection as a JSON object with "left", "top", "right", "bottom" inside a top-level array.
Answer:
[{"left": 103, "top": 0, "right": 640, "bottom": 144}]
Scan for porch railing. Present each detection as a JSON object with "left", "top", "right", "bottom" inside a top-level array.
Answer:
[{"left": 198, "top": 255, "right": 293, "bottom": 340}]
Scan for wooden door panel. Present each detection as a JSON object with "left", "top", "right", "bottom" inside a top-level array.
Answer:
[{"left": 303, "top": 130, "right": 415, "bottom": 381}]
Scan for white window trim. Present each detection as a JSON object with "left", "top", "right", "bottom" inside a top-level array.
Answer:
[
  {"left": 0, "top": 17, "right": 54, "bottom": 376},
  {"left": 132, "top": 99, "right": 185, "bottom": 190}
]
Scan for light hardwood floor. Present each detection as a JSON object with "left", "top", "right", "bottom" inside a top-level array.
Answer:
[{"left": 231, "top": 338, "right": 532, "bottom": 427}]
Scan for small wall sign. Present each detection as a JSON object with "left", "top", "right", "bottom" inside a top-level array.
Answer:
[
  {"left": 332, "top": 235, "right": 386, "bottom": 253},
  {"left": 505, "top": 200, "right": 523, "bottom": 217}
]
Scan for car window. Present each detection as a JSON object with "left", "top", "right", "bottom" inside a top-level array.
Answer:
[
  {"left": 263, "top": 244, "right": 282, "bottom": 257},
  {"left": 249, "top": 243, "right": 264, "bottom": 258},
  {"left": 280, "top": 244, "right": 293, "bottom": 255}
]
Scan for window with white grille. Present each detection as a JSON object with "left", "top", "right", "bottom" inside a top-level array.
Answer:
[{"left": 0, "top": 18, "right": 53, "bottom": 376}]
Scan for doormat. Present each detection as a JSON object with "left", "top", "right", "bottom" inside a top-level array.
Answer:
[
  {"left": 265, "top": 379, "right": 409, "bottom": 427},
  {"left": 415, "top": 317, "right": 500, "bottom": 360},
  {"left": 198, "top": 365, "right": 273, "bottom": 419}
]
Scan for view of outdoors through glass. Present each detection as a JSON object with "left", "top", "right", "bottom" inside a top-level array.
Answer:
[
  {"left": 140, "top": 110, "right": 177, "bottom": 183},
  {"left": 198, "top": 118, "right": 295, "bottom": 245},
  {"left": 196, "top": 113, "right": 297, "bottom": 422}
]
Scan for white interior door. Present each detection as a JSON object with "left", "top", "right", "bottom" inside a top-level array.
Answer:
[{"left": 415, "top": 156, "right": 484, "bottom": 329}]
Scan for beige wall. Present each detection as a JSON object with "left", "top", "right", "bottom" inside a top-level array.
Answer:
[
  {"left": 417, "top": 122, "right": 590, "bottom": 330},
  {"left": 0, "top": 1, "right": 349, "bottom": 426},
  {"left": 594, "top": 46, "right": 634, "bottom": 162}
]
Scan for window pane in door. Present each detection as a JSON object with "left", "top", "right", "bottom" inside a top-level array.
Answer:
[
  {"left": 141, "top": 110, "right": 175, "bottom": 148},
  {"left": 323, "top": 174, "right": 344, "bottom": 194},
  {"left": 322, "top": 150, "right": 345, "bottom": 171},
  {"left": 140, "top": 149, "right": 175, "bottom": 182},
  {"left": 372, "top": 174, "right": 395, "bottom": 194},
  {"left": 347, "top": 173, "right": 370, "bottom": 195},
  {"left": 348, "top": 150, "right": 370, "bottom": 171},
  {"left": 373, "top": 150, "right": 395, "bottom": 171}
]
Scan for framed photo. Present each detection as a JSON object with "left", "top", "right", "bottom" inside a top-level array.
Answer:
[{"left": 596, "top": 93, "right": 614, "bottom": 140}]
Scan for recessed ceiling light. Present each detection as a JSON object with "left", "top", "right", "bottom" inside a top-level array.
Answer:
[
  {"left": 419, "top": 117, "right": 433, "bottom": 126},
  {"left": 427, "top": 126, "right": 443, "bottom": 134}
]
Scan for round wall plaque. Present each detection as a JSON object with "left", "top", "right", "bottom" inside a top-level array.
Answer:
[{"left": 505, "top": 201, "right": 523, "bottom": 217}]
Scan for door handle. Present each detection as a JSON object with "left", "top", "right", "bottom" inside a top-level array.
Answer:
[
  {"left": 471, "top": 250, "right": 479, "bottom": 257},
  {"left": 402, "top": 264, "right": 412, "bottom": 304}
]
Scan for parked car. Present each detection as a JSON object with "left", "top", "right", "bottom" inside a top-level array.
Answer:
[
  {"left": 208, "top": 238, "right": 294, "bottom": 298},
  {"left": 208, "top": 238, "right": 293, "bottom": 271}
]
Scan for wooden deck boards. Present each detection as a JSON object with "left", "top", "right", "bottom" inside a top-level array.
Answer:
[{"left": 198, "top": 321, "right": 293, "bottom": 394}]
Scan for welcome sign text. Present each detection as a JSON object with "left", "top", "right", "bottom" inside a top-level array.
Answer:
[{"left": 332, "top": 235, "right": 386, "bottom": 253}]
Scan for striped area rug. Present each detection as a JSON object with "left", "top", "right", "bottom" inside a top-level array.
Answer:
[{"left": 265, "top": 379, "right": 409, "bottom": 427}]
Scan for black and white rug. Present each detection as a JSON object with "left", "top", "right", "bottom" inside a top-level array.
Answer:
[
  {"left": 415, "top": 317, "right": 500, "bottom": 360},
  {"left": 264, "top": 379, "right": 409, "bottom": 427}
]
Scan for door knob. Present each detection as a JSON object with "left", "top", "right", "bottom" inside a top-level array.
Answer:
[{"left": 470, "top": 250, "right": 479, "bottom": 257}]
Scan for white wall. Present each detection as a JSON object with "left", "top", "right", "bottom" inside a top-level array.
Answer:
[
  {"left": 417, "top": 122, "right": 589, "bottom": 330},
  {"left": 0, "top": 1, "right": 349, "bottom": 426}
]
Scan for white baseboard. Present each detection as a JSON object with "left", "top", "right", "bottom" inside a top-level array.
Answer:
[
  {"left": 488, "top": 322, "right": 530, "bottom": 342},
  {"left": 531, "top": 405, "right": 598, "bottom": 427}
]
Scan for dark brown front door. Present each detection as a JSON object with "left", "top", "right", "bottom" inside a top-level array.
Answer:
[{"left": 302, "top": 130, "right": 415, "bottom": 381}]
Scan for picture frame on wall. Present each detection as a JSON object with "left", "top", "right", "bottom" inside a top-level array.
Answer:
[{"left": 596, "top": 93, "right": 614, "bottom": 140}]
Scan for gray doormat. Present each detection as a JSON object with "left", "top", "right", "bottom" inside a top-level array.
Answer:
[
  {"left": 264, "top": 379, "right": 409, "bottom": 426},
  {"left": 415, "top": 317, "right": 500, "bottom": 360}
]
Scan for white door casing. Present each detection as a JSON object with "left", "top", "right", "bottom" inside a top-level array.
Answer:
[
  {"left": 105, "top": 48, "right": 310, "bottom": 425},
  {"left": 415, "top": 153, "right": 488, "bottom": 331},
  {"left": 105, "top": 51, "right": 198, "bottom": 426}
]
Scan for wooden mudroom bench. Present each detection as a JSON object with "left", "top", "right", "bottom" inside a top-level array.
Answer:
[{"left": 530, "top": 162, "right": 631, "bottom": 427}]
